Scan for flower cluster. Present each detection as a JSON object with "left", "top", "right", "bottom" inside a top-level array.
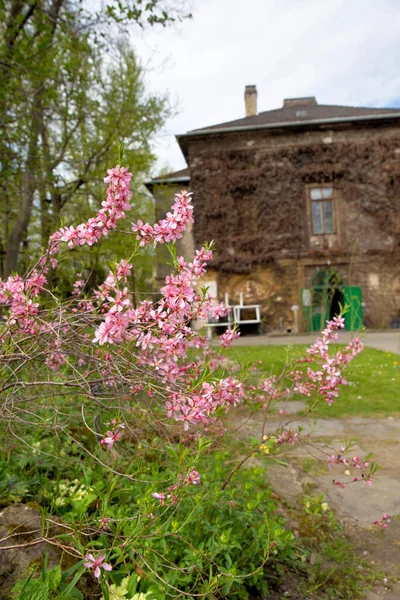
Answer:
[
  {"left": 276, "top": 428, "right": 298, "bottom": 445},
  {"left": 0, "top": 271, "right": 44, "bottom": 337},
  {"left": 165, "top": 377, "right": 244, "bottom": 430},
  {"left": 50, "top": 166, "right": 132, "bottom": 251},
  {"left": 259, "top": 376, "right": 281, "bottom": 402},
  {"left": 291, "top": 317, "right": 363, "bottom": 404},
  {"left": 328, "top": 444, "right": 376, "bottom": 488},
  {"left": 72, "top": 275, "right": 85, "bottom": 296},
  {"left": 151, "top": 468, "right": 201, "bottom": 506},
  {"left": 219, "top": 328, "right": 240, "bottom": 348},
  {"left": 131, "top": 191, "right": 193, "bottom": 247},
  {"left": 327, "top": 446, "right": 370, "bottom": 471}
]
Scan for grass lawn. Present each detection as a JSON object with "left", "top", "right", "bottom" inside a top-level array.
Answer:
[{"left": 224, "top": 345, "right": 400, "bottom": 418}]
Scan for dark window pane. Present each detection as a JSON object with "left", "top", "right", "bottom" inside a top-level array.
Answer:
[
  {"left": 312, "top": 201, "right": 323, "bottom": 234},
  {"left": 323, "top": 200, "right": 334, "bottom": 233}
]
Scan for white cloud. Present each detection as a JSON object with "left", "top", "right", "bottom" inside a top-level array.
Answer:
[{"left": 132, "top": 0, "right": 400, "bottom": 173}]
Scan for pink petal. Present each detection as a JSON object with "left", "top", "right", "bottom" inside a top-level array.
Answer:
[{"left": 102, "top": 563, "right": 112, "bottom": 571}]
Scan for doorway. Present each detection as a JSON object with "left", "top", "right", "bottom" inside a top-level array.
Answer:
[{"left": 310, "top": 268, "right": 344, "bottom": 331}]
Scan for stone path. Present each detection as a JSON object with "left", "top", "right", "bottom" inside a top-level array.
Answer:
[{"left": 235, "top": 407, "right": 400, "bottom": 598}]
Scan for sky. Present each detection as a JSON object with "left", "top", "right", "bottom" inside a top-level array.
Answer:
[{"left": 132, "top": 0, "right": 400, "bottom": 174}]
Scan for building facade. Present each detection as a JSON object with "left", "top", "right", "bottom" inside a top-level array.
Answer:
[{"left": 147, "top": 89, "right": 400, "bottom": 332}]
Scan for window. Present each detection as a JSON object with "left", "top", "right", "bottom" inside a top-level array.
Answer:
[{"left": 309, "top": 187, "right": 335, "bottom": 234}]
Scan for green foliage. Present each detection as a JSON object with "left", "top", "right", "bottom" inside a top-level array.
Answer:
[
  {"left": 1, "top": 414, "right": 297, "bottom": 598},
  {"left": 11, "top": 558, "right": 84, "bottom": 600},
  {"left": 0, "top": 0, "right": 172, "bottom": 279},
  {"left": 2, "top": 408, "right": 379, "bottom": 599}
]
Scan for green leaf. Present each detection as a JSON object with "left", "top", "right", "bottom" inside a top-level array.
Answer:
[
  {"left": 127, "top": 574, "right": 140, "bottom": 596},
  {"left": 47, "top": 566, "right": 62, "bottom": 592},
  {"left": 60, "top": 566, "right": 86, "bottom": 596},
  {"left": 62, "top": 559, "right": 84, "bottom": 581},
  {"left": 18, "top": 581, "right": 49, "bottom": 600}
]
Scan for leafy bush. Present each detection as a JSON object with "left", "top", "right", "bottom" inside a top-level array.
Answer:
[{"left": 0, "top": 164, "right": 371, "bottom": 598}]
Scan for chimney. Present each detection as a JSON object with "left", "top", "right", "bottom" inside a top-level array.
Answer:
[
  {"left": 245, "top": 85, "right": 257, "bottom": 117},
  {"left": 283, "top": 97, "right": 317, "bottom": 108}
]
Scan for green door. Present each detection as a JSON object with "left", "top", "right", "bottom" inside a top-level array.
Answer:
[
  {"left": 343, "top": 286, "right": 363, "bottom": 331},
  {"left": 311, "top": 288, "right": 329, "bottom": 332},
  {"left": 300, "top": 287, "right": 329, "bottom": 332}
]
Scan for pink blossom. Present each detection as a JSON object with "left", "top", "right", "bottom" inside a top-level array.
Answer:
[
  {"left": 46, "top": 352, "right": 66, "bottom": 371},
  {"left": 84, "top": 553, "right": 112, "bottom": 579},
  {"left": 210, "top": 303, "right": 230, "bottom": 319},
  {"left": 151, "top": 492, "right": 168, "bottom": 505},
  {"left": 101, "top": 428, "right": 124, "bottom": 449},
  {"left": 72, "top": 278, "right": 85, "bottom": 296},
  {"left": 52, "top": 165, "right": 132, "bottom": 252},
  {"left": 99, "top": 517, "right": 111, "bottom": 531},
  {"left": 186, "top": 469, "right": 201, "bottom": 485},
  {"left": 116, "top": 259, "right": 132, "bottom": 280},
  {"left": 330, "top": 315, "right": 345, "bottom": 329},
  {"left": 374, "top": 514, "right": 389, "bottom": 528},
  {"left": 277, "top": 429, "right": 298, "bottom": 445},
  {"left": 219, "top": 329, "right": 240, "bottom": 348}
]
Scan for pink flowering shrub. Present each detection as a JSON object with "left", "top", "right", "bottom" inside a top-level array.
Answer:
[{"left": 0, "top": 164, "right": 378, "bottom": 595}]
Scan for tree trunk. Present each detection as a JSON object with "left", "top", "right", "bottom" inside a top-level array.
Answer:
[
  {"left": 3, "top": 0, "right": 65, "bottom": 275},
  {"left": 4, "top": 106, "right": 40, "bottom": 275}
]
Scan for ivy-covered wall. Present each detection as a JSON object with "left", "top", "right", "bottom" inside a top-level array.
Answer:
[
  {"left": 189, "top": 124, "right": 400, "bottom": 270},
  {"left": 181, "top": 123, "right": 400, "bottom": 329}
]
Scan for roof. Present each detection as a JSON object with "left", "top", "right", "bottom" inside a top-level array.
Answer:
[
  {"left": 190, "top": 98, "right": 400, "bottom": 133},
  {"left": 177, "top": 97, "right": 400, "bottom": 160},
  {"left": 144, "top": 167, "right": 190, "bottom": 192},
  {"left": 148, "top": 97, "right": 400, "bottom": 185}
]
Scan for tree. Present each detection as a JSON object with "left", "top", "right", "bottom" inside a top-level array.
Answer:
[{"left": 0, "top": 0, "right": 185, "bottom": 277}]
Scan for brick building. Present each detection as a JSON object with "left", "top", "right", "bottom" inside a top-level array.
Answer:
[{"left": 146, "top": 87, "right": 400, "bottom": 332}]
